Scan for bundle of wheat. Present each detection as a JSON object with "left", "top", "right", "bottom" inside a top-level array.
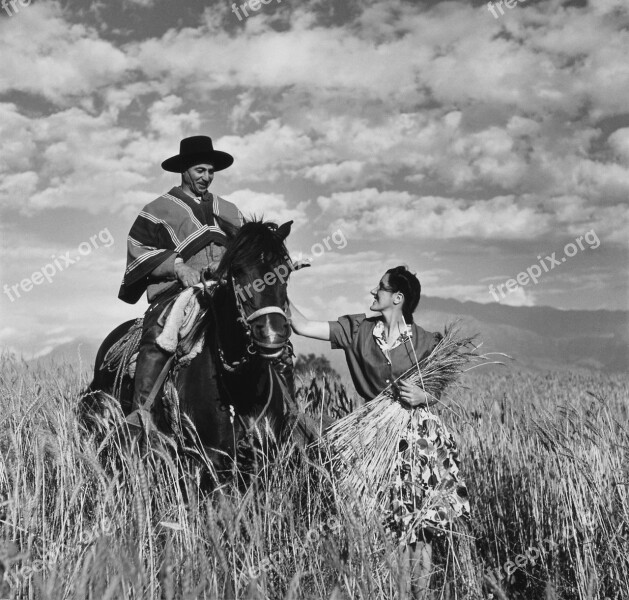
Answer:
[{"left": 322, "top": 323, "right": 488, "bottom": 513}]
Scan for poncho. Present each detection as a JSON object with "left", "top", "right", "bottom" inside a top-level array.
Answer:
[{"left": 119, "top": 187, "right": 242, "bottom": 304}]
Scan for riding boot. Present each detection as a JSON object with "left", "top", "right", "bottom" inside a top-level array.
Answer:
[
  {"left": 131, "top": 295, "right": 175, "bottom": 414},
  {"left": 131, "top": 334, "right": 172, "bottom": 413}
]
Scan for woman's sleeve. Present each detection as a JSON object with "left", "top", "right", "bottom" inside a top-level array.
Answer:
[{"left": 328, "top": 313, "right": 366, "bottom": 349}]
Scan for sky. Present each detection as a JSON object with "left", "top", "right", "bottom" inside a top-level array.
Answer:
[{"left": 0, "top": 0, "right": 628, "bottom": 358}]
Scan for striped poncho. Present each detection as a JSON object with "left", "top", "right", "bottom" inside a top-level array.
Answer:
[{"left": 118, "top": 187, "right": 243, "bottom": 304}]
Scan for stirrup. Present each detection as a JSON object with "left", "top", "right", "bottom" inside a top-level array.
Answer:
[
  {"left": 126, "top": 353, "right": 176, "bottom": 435},
  {"left": 125, "top": 407, "right": 157, "bottom": 434}
]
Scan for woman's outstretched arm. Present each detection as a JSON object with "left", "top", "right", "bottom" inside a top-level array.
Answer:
[{"left": 288, "top": 301, "right": 331, "bottom": 341}]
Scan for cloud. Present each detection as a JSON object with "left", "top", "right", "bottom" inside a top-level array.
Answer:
[
  {"left": 147, "top": 95, "right": 201, "bottom": 138},
  {"left": 122, "top": 0, "right": 629, "bottom": 124},
  {"left": 0, "top": 2, "right": 129, "bottom": 105},
  {"left": 0, "top": 98, "right": 205, "bottom": 215},
  {"left": 218, "top": 120, "right": 318, "bottom": 183},
  {"left": 490, "top": 285, "right": 536, "bottom": 308},
  {"left": 286, "top": 248, "right": 499, "bottom": 318},
  {"left": 608, "top": 128, "right": 629, "bottom": 164},
  {"left": 224, "top": 188, "right": 309, "bottom": 225},
  {"left": 316, "top": 187, "right": 629, "bottom": 244},
  {"left": 0, "top": 172, "right": 39, "bottom": 209},
  {"left": 317, "top": 189, "right": 553, "bottom": 240},
  {"left": 302, "top": 161, "right": 365, "bottom": 187},
  {"left": 2, "top": 0, "right": 628, "bottom": 219},
  {"left": 130, "top": 10, "right": 429, "bottom": 103},
  {"left": 541, "top": 196, "right": 628, "bottom": 244},
  {"left": 289, "top": 251, "right": 391, "bottom": 319}
]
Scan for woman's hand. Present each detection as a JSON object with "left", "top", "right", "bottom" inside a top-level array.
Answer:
[
  {"left": 397, "top": 381, "right": 438, "bottom": 408},
  {"left": 288, "top": 300, "right": 331, "bottom": 341}
]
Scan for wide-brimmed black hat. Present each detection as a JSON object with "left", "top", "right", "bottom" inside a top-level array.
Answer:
[{"left": 161, "top": 135, "right": 234, "bottom": 173}]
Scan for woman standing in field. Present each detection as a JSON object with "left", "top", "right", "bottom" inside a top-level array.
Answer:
[{"left": 289, "top": 266, "right": 472, "bottom": 600}]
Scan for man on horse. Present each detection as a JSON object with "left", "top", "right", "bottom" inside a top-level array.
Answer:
[{"left": 118, "top": 135, "right": 244, "bottom": 414}]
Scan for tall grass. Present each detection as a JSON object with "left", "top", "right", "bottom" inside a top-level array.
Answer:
[{"left": 0, "top": 356, "right": 626, "bottom": 599}]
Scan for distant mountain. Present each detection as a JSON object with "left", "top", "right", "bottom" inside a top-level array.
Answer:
[
  {"left": 294, "top": 297, "right": 628, "bottom": 376},
  {"left": 28, "top": 338, "right": 100, "bottom": 370},
  {"left": 30, "top": 298, "right": 628, "bottom": 377},
  {"left": 420, "top": 296, "right": 628, "bottom": 341},
  {"left": 417, "top": 296, "right": 628, "bottom": 373}
]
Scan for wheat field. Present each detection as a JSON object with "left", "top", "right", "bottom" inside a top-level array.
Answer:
[{"left": 0, "top": 354, "right": 626, "bottom": 600}]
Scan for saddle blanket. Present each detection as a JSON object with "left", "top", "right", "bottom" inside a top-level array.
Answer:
[
  {"left": 104, "top": 282, "right": 216, "bottom": 379},
  {"left": 156, "top": 283, "right": 216, "bottom": 360}
]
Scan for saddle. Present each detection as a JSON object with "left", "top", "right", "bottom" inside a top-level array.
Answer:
[
  {"left": 103, "top": 284, "right": 215, "bottom": 437},
  {"left": 103, "top": 285, "right": 213, "bottom": 383}
]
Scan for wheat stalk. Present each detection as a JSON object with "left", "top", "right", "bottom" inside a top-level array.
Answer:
[{"left": 322, "top": 322, "right": 487, "bottom": 513}]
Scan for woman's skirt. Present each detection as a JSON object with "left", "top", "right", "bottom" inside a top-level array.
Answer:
[{"left": 382, "top": 408, "right": 470, "bottom": 544}]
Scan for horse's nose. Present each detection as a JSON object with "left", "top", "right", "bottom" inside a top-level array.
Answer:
[{"left": 251, "top": 313, "right": 290, "bottom": 355}]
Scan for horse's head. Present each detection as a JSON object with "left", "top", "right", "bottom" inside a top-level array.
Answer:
[{"left": 215, "top": 219, "right": 293, "bottom": 359}]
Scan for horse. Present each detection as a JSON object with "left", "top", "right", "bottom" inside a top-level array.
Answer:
[{"left": 81, "top": 219, "right": 299, "bottom": 480}]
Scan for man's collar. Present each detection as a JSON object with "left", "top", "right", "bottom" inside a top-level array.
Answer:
[
  {"left": 169, "top": 186, "right": 212, "bottom": 205},
  {"left": 168, "top": 186, "right": 196, "bottom": 202}
]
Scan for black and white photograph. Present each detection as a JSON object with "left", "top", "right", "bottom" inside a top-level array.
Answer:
[{"left": 1, "top": 0, "right": 627, "bottom": 598}]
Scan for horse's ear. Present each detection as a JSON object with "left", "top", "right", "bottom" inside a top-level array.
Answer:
[
  {"left": 215, "top": 214, "right": 239, "bottom": 240},
  {"left": 277, "top": 220, "right": 293, "bottom": 240}
]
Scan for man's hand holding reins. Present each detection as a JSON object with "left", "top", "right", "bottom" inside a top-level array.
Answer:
[{"left": 175, "top": 262, "right": 201, "bottom": 288}]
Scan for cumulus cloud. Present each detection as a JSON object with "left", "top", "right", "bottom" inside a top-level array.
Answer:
[
  {"left": 0, "top": 98, "right": 205, "bottom": 214},
  {"left": 316, "top": 187, "right": 629, "bottom": 244},
  {"left": 302, "top": 161, "right": 365, "bottom": 187},
  {"left": 2, "top": 0, "right": 629, "bottom": 217},
  {"left": 317, "top": 189, "right": 553, "bottom": 240},
  {"left": 608, "top": 128, "right": 629, "bottom": 164},
  {"left": 218, "top": 120, "right": 318, "bottom": 183},
  {"left": 0, "top": 2, "right": 129, "bottom": 104},
  {"left": 224, "top": 188, "right": 309, "bottom": 225}
]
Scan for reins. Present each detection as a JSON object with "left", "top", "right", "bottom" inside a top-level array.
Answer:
[{"left": 207, "top": 271, "right": 290, "bottom": 440}]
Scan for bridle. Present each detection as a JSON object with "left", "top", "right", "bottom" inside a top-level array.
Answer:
[
  {"left": 201, "top": 254, "right": 294, "bottom": 444},
  {"left": 202, "top": 266, "right": 291, "bottom": 373}
]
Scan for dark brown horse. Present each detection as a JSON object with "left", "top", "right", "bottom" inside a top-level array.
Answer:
[{"left": 82, "top": 219, "right": 297, "bottom": 478}]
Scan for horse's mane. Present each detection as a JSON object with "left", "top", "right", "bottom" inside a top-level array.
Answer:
[{"left": 215, "top": 218, "right": 288, "bottom": 279}]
